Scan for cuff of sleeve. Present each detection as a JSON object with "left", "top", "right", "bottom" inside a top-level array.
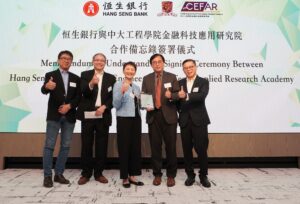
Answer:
[
  {"left": 89, "top": 83, "right": 93, "bottom": 90},
  {"left": 186, "top": 94, "right": 189, "bottom": 101}
]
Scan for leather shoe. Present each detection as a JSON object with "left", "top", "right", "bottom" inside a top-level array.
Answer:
[
  {"left": 43, "top": 176, "right": 53, "bottom": 188},
  {"left": 167, "top": 177, "right": 175, "bottom": 187},
  {"left": 129, "top": 179, "right": 144, "bottom": 186},
  {"left": 200, "top": 176, "right": 211, "bottom": 188},
  {"left": 122, "top": 179, "right": 131, "bottom": 188},
  {"left": 123, "top": 183, "right": 131, "bottom": 188},
  {"left": 78, "top": 176, "right": 90, "bottom": 185},
  {"left": 152, "top": 176, "right": 161, "bottom": 186},
  {"left": 184, "top": 176, "right": 195, "bottom": 186},
  {"left": 54, "top": 174, "right": 70, "bottom": 184},
  {"left": 95, "top": 175, "right": 108, "bottom": 184}
]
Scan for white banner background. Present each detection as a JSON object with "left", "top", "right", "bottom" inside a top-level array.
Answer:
[{"left": 0, "top": 0, "right": 300, "bottom": 133}]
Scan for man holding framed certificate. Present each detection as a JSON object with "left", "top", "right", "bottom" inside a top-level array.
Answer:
[{"left": 141, "top": 54, "right": 180, "bottom": 187}]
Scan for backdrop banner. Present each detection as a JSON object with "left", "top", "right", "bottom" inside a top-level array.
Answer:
[{"left": 0, "top": 0, "right": 300, "bottom": 133}]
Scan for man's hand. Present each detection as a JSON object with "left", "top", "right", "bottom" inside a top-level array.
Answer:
[
  {"left": 95, "top": 105, "right": 106, "bottom": 116},
  {"left": 146, "top": 106, "right": 154, "bottom": 112},
  {"left": 178, "top": 86, "right": 186, "bottom": 99},
  {"left": 45, "top": 77, "right": 56, "bottom": 90},
  {"left": 165, "top": 87, "right": 171, "bottom": 99},
  {"left": 89, "top": 73, "right": 99, "bottom": 89},
  {"left": 58, "top": 104, "right": 71, "bottom": 115}
]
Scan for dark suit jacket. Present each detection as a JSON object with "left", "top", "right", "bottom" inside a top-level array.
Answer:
[
  {"left": 76, "top": 70, "right": 116, "bottom": 126},
  {"left": 142, "top": 71, "right": 179, "bottom": 125},
  {"left": 178, "top": 75, "right": 210, "bottom": 128},
  {"left": 41, "top": 69, "right": 81, "bottom": 123}
]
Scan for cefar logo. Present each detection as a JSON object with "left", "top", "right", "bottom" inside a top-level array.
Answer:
[
  {"left": 181, "top": 2, "right": 217, "bottom": 12},
  {"left": 180, "top": 1, "right": 222, "bottom": 17},
  {"left": 83, "top": 1, "right": 99, "bottom": 16}
]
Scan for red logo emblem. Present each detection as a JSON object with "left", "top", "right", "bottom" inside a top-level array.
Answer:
[
  {"left": 162, "top": 1, "right": 173, "bottom": 13},
  {"left": 83, "top": 1, "right": 99, "bottom": 16},
  {"left": 158, "top": 1, "right": 177, "bottom": 16}
]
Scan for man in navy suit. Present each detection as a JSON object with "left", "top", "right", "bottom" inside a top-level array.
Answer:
[
  {"left": 41, "top": 50, "right": 81, "bottom": 188},
  {"left": 177, "top": 59, "right": 211, "bottom": 188},
  {"left": 76, "top": 53, "right": 116, "bottom": 185}
]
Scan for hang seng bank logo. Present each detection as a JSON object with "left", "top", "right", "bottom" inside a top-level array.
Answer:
[
  {"left": 83, "top": 1, "right": 99, "bottom": 16},
  {"left": 181, "top": 1, "right": 222, "bottom": 17}
]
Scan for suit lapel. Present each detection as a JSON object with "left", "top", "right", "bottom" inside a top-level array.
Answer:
[
  {"left": 101, "top": 72, "right": 107, "bottom": 100},
  {"left": 191, "top": 76, "right": 200, "bottom": 93},
  {"left": 151, "top": 72, "right": 156, "bottom": 99},
  {"left": 55, "top": 69, "right": 66, "bottom": 96},
  {"left": 161, "top": 71, "right": 166, "bottom": 91}
]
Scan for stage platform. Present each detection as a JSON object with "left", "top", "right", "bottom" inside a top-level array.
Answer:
[{"left": 0, "top": 168, "right": 300, "bottom": 204}]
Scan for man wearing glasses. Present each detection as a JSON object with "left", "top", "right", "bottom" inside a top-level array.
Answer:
[
  {"left": 41, "top": 50, "right": 81, "bottom": 188},
  {"left": 76, "top": 53, "right": 116, "bottom": 185},
  {"left": 141, "top": 54, "right": 180, "bottom": 187},
  {"left": 177, "top": 59, "right": 211, "bottom": 188}
]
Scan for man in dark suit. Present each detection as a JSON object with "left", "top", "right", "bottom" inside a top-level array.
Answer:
[
  {"left": 41, "top": 50, "right": 81, "bottom": 188},
  {"left": 177, "top": 59, "right": 211, "bottom": 188},
  {"left": 141, "top": 54, "right": 179, "bottom": 187},
  {"left": 76, "top": 53, "right": 116, "bottom": 185}
]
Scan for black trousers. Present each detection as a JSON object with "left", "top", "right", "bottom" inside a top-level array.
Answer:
[
  {"left": 80, "top": 119, "right": 109, "bottom": 178},
  {"left": 117, "top": 116, "right": 142, "bottom": 179},
  {"left": 148, "top": 109, "right": 177, "bottom": 178},
  {"left": 180, "top": 118, "right": 209, "bottom": 178}
]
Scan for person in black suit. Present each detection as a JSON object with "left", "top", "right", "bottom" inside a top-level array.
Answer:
[
  {"left": 141, "top": 54, "right": 180, "bottom": 187},
  {"left": 76, "top": 53, "right": 116, "bottom": 185},
  {"left": 177, "top": 59, "right": 211, "bottom": 188},
  {"left": 41, "top": 50, "right": 81, "bottom": 188}
]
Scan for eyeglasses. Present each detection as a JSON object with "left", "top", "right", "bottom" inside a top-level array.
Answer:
[
  {"left": 152, "top": 60, "right": 164, "bottom": 65},
  {"left": 93, "top": 59, "right": 106, "bottom": 62},
  {"left": 183, "top": 65, "right": 195, "bottom": 70},
  {"left": 59, "top": 57, "right": 72, "bottom": 61}
]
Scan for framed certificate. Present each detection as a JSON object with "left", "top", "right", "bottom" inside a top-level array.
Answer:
[{"left": 140, "top": 93, "right": 154, "bottom": 109}]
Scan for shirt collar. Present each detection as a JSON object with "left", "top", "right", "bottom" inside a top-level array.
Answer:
[
  {"left": 59, "top": 67, "right": 68, "bottom": 74},
  {"left": 155, "top": 72, "right": 163, "bottom": 78},
  {"left": 95, "top": 70, "right": 104, "bottom": 76},
  {"left": 187, "top": 75, "right": 196, "bottom": 82}
]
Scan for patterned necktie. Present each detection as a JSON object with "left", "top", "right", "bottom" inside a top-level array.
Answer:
[{"left": 155, "top": 74, "right": 161, "bottom": 109}]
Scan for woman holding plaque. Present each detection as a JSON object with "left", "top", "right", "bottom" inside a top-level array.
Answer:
[{"left": 113, "top": 61, "right": 144, "bottom": 188}]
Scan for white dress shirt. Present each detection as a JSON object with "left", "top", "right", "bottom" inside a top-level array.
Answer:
[
  {"left": 187, "top": 75, "right": 196, "bottom": 93},
  {"left": 94, "top": 71, "right": 104, "bottom": 107}
]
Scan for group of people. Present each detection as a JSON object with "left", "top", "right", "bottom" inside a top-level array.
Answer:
[{"left": 41, "top": 50, "right": 211, "bottom": 189}]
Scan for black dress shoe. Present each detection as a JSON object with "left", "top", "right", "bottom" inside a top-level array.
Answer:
[
  {"left": 200, "top": 176, "right": 211, "bottom": 188},
  {"left": 43, "top": 176, "right": 53, "bottom": 188},
  {"left": 184, "top": 176, "right": 195, "bottom": 186},
  {"left": 129, "top": 179, "right": 144, "bottom": 186},
  {"left": 122, "top": 182, "right": 131, "bottom": 188},
  {"left": 54, "top": 174, "right": 70, "bottom": 184}
]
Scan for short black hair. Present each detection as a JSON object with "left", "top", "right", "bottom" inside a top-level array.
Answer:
[
  {"left": 123, "top": 61, "right": 137, "bottom": 71},
  {"left": 150, "top": 53, "right": 165, "bottom": 65},
  {"left": 182, "top": 59, "right": 196, "bottom": 66},
  {"left": 58, "top": 50, "right": 73, "bottom": 59}
]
